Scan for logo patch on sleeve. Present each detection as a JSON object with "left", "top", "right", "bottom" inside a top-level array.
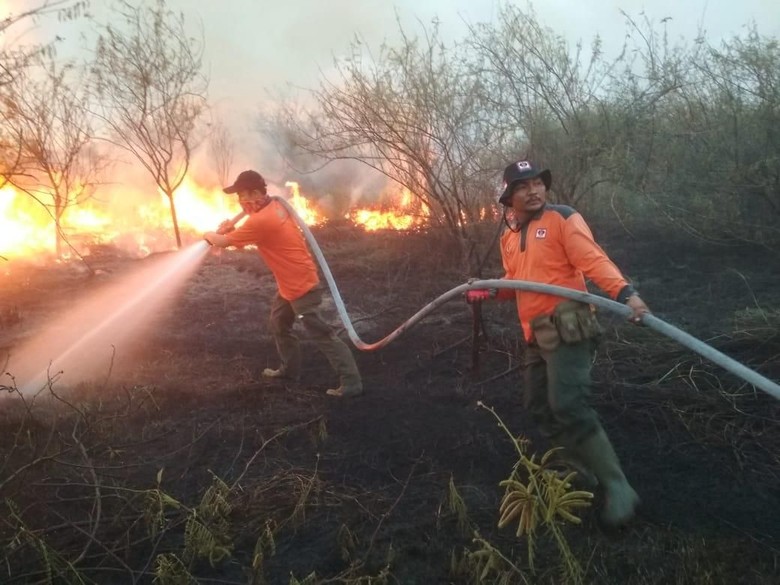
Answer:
[{"left": 535, "top": 228, "right": 547, "bottom": 239}]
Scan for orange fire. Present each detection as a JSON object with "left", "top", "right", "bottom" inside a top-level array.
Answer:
[
  {"left": 1, "top": 184, "right": 58, "bottom": 258},
  {"left": 285, "top": 181, "right": 325, "bottom": 226},
  {"left": 1, "top": 177, "right": 433, "bottom": 261},
  {"left": 348, "top": 188, "right": 430, "bottom": 231}
]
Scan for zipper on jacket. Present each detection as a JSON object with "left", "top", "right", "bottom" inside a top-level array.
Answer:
[{"left": 519, "top": 206, "right": 546, "bottom": 253}]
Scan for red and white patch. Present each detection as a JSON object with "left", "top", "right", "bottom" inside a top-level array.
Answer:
[{"left": 535, "top": 228, "right": 547, "bottom": 239}]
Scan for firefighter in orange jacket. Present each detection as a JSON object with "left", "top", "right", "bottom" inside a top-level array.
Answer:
[
  {"left": 467, "top": 160, "right": 650, "bottom": 526},
  {"left": 204, "top": 170, "right": 363, "bottom": 398}
]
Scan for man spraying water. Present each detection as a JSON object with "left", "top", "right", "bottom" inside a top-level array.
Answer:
[{"left": 203, "top": 170, "right": 363, "bottom": 398}]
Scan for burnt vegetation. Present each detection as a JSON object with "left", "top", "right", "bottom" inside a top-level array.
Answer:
[{"left": 1, "top": 225, "right": 779, "bottom": 584}]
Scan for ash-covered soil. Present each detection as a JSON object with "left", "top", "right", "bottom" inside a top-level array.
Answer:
[{"left": 1, "top": 223, "right": 778, "bottom": 584}]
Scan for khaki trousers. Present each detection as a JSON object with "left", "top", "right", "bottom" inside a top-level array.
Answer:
[{"left": 269, "top": 288, "right": 362, "bottom": 389}]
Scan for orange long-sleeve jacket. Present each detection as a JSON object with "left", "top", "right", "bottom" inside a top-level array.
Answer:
[
  {"left": 225, "top": 199, "right": 319, "bottom": 301},
  {"left": 498, "top": 204, "right": 636, "bottom": 341}
]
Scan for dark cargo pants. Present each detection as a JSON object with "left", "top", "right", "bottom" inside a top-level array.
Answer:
[
  {"left": 269, "top": 287, "right": 362, "bottom": 389},
  {"left": 522, "top": 338, "right": 603, "bottom": 449}
]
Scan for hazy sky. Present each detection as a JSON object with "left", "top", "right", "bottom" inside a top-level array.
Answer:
[
  {"left": 6, "top": 0, "right": 780, "bottom": 193},
  {"left": 177, "top": 0, "right": 779, "bottom": 105}
]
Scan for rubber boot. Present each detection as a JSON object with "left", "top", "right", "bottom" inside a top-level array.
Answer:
[
  {"left": 325, "top": 384, "right": 363, "bottom": 398},
  {"left": 573, "top": 428, "right": 640, "bottom": 526},
  {"left": 555, "top": 452, "right": 599, "bottom": 490}
]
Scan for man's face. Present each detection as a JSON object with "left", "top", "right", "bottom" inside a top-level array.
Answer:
[
  {"left": 508, "top": 177, "right": 546, "bottom": 214},
  {"left": 237, "top": 189, "right": 267, "bottom": 213}
]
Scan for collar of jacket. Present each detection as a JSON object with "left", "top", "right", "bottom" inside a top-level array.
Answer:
[{"left": 517, "top": 203, "right": 547, "bottom": 229}]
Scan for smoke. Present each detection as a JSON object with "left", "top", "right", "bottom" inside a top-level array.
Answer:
[
  {"left": 4, "top": 1, "right": 476, "bottom": 211},
  {"left": 178, "top": 0, "right": 480, "bottom": 208}
]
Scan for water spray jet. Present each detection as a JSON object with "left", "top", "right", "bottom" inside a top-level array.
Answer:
[{"left": 5, "top": 241, "right": 211, "bottom": 395}]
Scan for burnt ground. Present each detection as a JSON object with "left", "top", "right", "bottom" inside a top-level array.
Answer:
[{"left": 0, "top": 222, "right": 779, "bottom": 585}]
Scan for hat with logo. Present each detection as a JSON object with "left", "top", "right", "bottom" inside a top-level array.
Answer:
[
  {"left": 498, "top": 161, "right": 551, "bottom": 205},
  {"left": 223, "top": 170, "right": 267, "bottom": 194}
]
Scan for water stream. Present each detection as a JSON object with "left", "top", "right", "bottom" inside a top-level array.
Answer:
[{"left": 3, "top": 241, "right": 210, "bottom": 395}]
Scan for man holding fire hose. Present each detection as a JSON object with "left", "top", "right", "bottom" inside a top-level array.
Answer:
[
  {"left": 203, "top": 170, "right": 363, "bottom": 398},
  {"left": 467, "top": 160, "right": 650, "bottom": 526}
]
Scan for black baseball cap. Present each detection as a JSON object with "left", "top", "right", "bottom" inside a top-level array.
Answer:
[
  {"left": 498, "top": 161, "right": 551, "bottom": 205},
  {"left": 223, "top": 170, "right": 267, "bottom": 194}
]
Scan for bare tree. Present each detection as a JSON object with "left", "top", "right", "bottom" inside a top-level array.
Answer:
[
  {"left": 208, "top": 116, "right": 234, "bottom": 186},
  {"left": 596, "top": 16, "right": 780, "bottom": 248},
  {"left": 4, "top": 59, "right": 107, "bottom": 258},
  {"left": 90, "top": 0, "right": 207, "bottom": 248},
  {"left": 270, "top": 21, "right": 510, "bottom": 273},
  {"left": 0, "top": 106, "right": 25, "bottom": 190},
  {"left": 467, "top": 4, "right": 637, "bottom": 208},
  {"left": 1, "top": 0, "right": 89, "bottom": 188},
  {"left": 653, "top": 27, "right": 780, "bottom": 245},
  {"left": 0, "top": 0, "right": 86, "bottom": 86}
]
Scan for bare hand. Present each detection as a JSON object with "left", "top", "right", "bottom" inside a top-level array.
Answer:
[
  {"left": 626, "top": 294, "right": 650, "bottom": 324},
  {"left": 216, "top": 220, "right": 235, "bottom": 235}
]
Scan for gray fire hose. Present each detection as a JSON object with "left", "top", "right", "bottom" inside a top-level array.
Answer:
[{"left": 266, "top": 196, "right": 780, "bottom": 401}]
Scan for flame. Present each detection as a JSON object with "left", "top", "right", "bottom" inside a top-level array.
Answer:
[
  {"left": 1, "top": 176, "right": 437, "bottom": 262},
  {"left": 153, "top": 177, "right": 237, "bottom": 231},
  {"left": 0, "top": 185, "right": 57, "bottom": 258},
  {"left": 0, "top": 178, "right": 238, "bottom": 260},
  {"left": 348, "top": 188, "right": 430, "bottom": 231},
  {"left": 284, "top": 181, "right": 325, "bottom": 225}
]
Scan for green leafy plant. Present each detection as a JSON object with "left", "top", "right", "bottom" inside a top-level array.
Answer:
[
  {"left": 450, "top": 532, "right": 528, "bottom": 585},
  {"left": 289, "top": 572, "right": 318, "bottom": 585},
  {"left": 6, "top": 504, "right": 88, "bottom": 585},
  {"left": 479, "top": 402, "right": 593, "bottom": 584},
  {"left": 249, "top": 520, "right": 277, "bottom": 585},
  {"left": 144, "top": 469, "right": 183, "bottom": 539},
  {"left": 337, "top": 524, "right": 358, "bottom": 562},
  {"left": 183, "top": 474, "right": 233, "bottom": 565},
  {"left": 153, "top": 553, "right": 194, "bottom": 585},
  {"left": 447, "top": 474, "right": 471, "bottom": 536},
  {"left": 147, "top": 471, "right": 235, "bottom": 582}
]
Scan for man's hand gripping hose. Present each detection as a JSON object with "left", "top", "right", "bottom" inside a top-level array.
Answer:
[
  {"left": 204, "top": 211, "right": 247, "bottom": 246},
  {"left": 249, "top": 196, "right": 780, "bottom": 401},
  {"left": 217, "top": 210, "right": 247, "bottom": 234}
]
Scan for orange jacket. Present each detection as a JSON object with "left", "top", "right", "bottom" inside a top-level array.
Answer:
[
  {"left": 498, "top": 204, "right": 635, "bottom": 341},
  {"left": 225, "top": 199, "right": 319, "bottom": 301}
]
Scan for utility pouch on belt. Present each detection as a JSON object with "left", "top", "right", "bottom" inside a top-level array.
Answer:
[
  {"left": 554, "top": 301, "right": 603, "bottom": 344},
  {"left": 530, "top": 301, "right": 602, "bottom": 350},
  {"left": 530, "top": 315, "right": 560, "bottom": 351}
]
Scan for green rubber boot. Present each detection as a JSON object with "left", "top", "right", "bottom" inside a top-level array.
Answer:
[
  {"left": 574, "top": 428, "right": 640, "bottom": 526},
  {"left": 554, "top": 452, "right": 599, "bottom": 490}
]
